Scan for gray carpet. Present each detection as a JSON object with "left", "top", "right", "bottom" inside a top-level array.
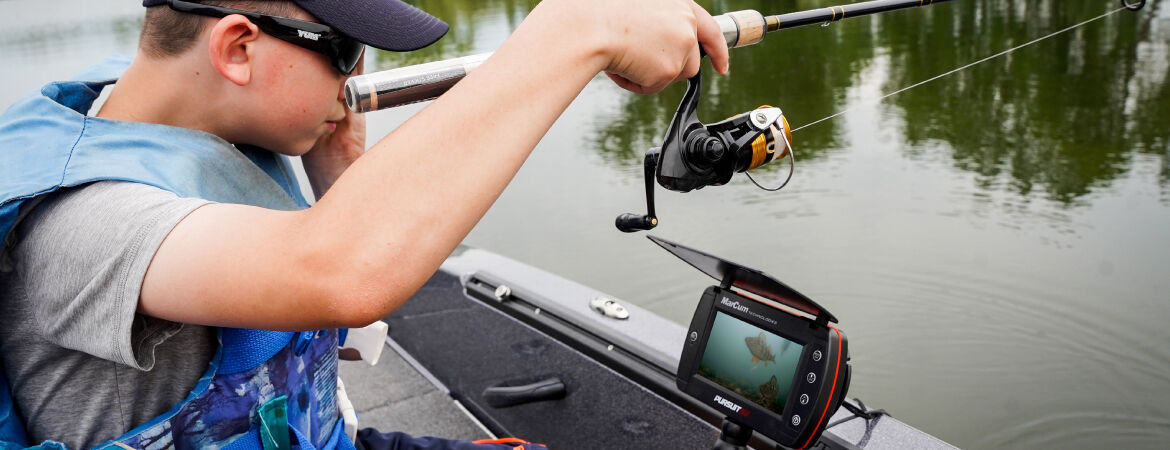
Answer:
[{"left": 339, "top": 347, "right": 491, "bottom": 441}]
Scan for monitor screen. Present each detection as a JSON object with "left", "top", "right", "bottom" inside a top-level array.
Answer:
[{"left": 698, "top": 311, "right": 804, "bottom": 415}]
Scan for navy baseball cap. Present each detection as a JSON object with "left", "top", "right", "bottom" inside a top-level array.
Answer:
[{"left": 142, "top": 0, "right": 448, "bottom": 52}]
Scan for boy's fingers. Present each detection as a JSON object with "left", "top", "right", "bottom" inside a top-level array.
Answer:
[
  {"left": 692, "top": 1, "right": 729, "bottom": 74},
  {"left": 606, "top": 71, "right": 646, "bottom": 95},
  {"left": 605, "top": 71, "right": 629, "bottom": 90},
  {"left": 681, "top": 42, "right": 702, "bottom": 80}
]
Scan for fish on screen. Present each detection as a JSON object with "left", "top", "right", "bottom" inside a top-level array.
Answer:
[{"left": 698, "top": 312, "right": 804, "bottom": 414}]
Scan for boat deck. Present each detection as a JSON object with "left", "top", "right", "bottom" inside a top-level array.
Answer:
[
  {"left": 341, "top": 347, "right": 956, "bottom": 450},
  {"left": 340, "top": 354, "right": 491, "bottom": 442},
  {"left": 336, "top": 248, "right": 957, "bottom": 449}
]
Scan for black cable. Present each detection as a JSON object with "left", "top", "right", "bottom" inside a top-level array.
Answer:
[
  {"left": 828, "top": 398, "right": 889, "bottom": 429},
  {"left": 825, "top": 398, "right": 889, "bottom": 448}
]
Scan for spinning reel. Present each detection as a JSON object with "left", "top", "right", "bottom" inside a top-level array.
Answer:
[{"left": 615, "top": 72, "right": 795, "bottom": 232}]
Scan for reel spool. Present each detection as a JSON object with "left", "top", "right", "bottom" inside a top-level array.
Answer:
[
  {"left": 708, "top": 106, "right": 793, "bottom": 174},
  {"left": 616, "top": 73, "right": 795, "bottom": 232}
]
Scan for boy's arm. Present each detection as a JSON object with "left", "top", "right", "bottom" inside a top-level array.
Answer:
[{"left": 140, "top": 0, "right": 730, "bottom": 331}]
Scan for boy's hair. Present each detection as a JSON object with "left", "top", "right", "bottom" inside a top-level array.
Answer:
[{"left": 140, "top": 1, "right": 297, "bottom": 58}]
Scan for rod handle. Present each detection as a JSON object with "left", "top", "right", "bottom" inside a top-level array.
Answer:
[
  {"left": 715, "top": 10, "right": 767, "bottom": 48},
  {"left": 344, "top": 10, "right": 765, "bottom": 114},
  {"left": 345, "top": 53, "right": 490, "bottom": 113}
]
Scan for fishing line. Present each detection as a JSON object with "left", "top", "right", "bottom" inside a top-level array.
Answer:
[{"left": 791, "top": 5, "right": 1132, "bottom": 133}]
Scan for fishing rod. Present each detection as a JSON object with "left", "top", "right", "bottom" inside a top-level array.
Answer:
[
  {"left": 345, "top": 0, "right": 964, "bottom": 113},
  {"left": 343, "top": 0, "right": 1147, "bottom": 234}
]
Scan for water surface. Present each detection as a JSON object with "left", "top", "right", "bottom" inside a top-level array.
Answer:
[{"left": 2, "top": 1, "right": 1169, "bottom": 448}]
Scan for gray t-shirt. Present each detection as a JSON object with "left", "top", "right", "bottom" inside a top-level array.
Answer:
[{"left": 0, "top": 181, "right": 215, "bottom": 449}]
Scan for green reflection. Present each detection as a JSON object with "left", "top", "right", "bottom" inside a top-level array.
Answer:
[
  {"left": 380, "top": 0, "right": 1167, "bottom": 203},
  {"left": 593, "top": 0, "right": 1168, "bottom": 201},
  {"left": 876, "top": 0, "right": 1168, "bottom": 203}
]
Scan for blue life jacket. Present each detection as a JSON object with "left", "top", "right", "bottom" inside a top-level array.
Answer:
[{"left": 0, "top": 55, "right": 353, "bottom": 450}]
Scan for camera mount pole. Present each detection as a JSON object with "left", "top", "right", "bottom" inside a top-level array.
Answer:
[{"left": 713, "top": 419, "right": 754, "bottom": 450}]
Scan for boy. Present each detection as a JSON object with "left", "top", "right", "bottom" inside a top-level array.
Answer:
[{"left": 0, "top": 0, "right": 729, "bottom": 448}]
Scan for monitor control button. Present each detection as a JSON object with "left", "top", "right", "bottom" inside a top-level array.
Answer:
[
  {"left": 812, "top": 350, "right": 822, "bottom": 362},
  {"left": 807, "top": 372, "right": 816, "bottom": 383},
  {"left": 791, "top": 415, "right": 802, "bottom": 426},
  {"left": 800, "top": 394, "right": 810, "bottom": 405},
  {"left": 689, "top": 331, "right": 699, "bottom": 342}
]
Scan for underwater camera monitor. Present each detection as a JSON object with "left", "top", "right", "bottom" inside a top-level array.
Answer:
[{"left": 650, "top": 236, "right": 850, "bottom": 449}]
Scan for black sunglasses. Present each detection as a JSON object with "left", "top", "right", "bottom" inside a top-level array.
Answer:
[{"left": 167, "top": 0, "right": 364, "bottom": 75}]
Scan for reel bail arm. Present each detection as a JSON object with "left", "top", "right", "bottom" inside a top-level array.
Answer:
[{"left": 1122, "top": 0, "right": 1146, "bottom": 11}]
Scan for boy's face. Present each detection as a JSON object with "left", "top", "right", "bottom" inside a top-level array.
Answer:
[{"left": 233, "top": 9, "right": 356, "bottom": 156}]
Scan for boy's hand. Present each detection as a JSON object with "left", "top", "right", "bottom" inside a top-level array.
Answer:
[
  {"left": 302, "top": 59, "right": 367, "bottom": 199},
  {"left": 575, "top": 0, "right": 730, "bottom": 94}
]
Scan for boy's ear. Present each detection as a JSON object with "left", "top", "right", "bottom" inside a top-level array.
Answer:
[{"left": 207, "top": 15, "right": 262, "bottom": 86}]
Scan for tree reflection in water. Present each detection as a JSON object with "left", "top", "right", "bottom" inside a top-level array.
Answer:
[{"left": 583, "top": 0, "right": 1167, "bottom": 204}]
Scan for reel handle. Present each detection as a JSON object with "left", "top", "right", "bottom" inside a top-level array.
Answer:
[
  {"left": 615, "top": 213, "right": 657, "bottom": 233},
  {"left": 615, "top": 149, "right": 660, "bottom": 233}
]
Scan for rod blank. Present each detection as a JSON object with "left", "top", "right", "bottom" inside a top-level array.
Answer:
[{"left": 767, "top": 0, "right": 958, "bottom": 31}]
